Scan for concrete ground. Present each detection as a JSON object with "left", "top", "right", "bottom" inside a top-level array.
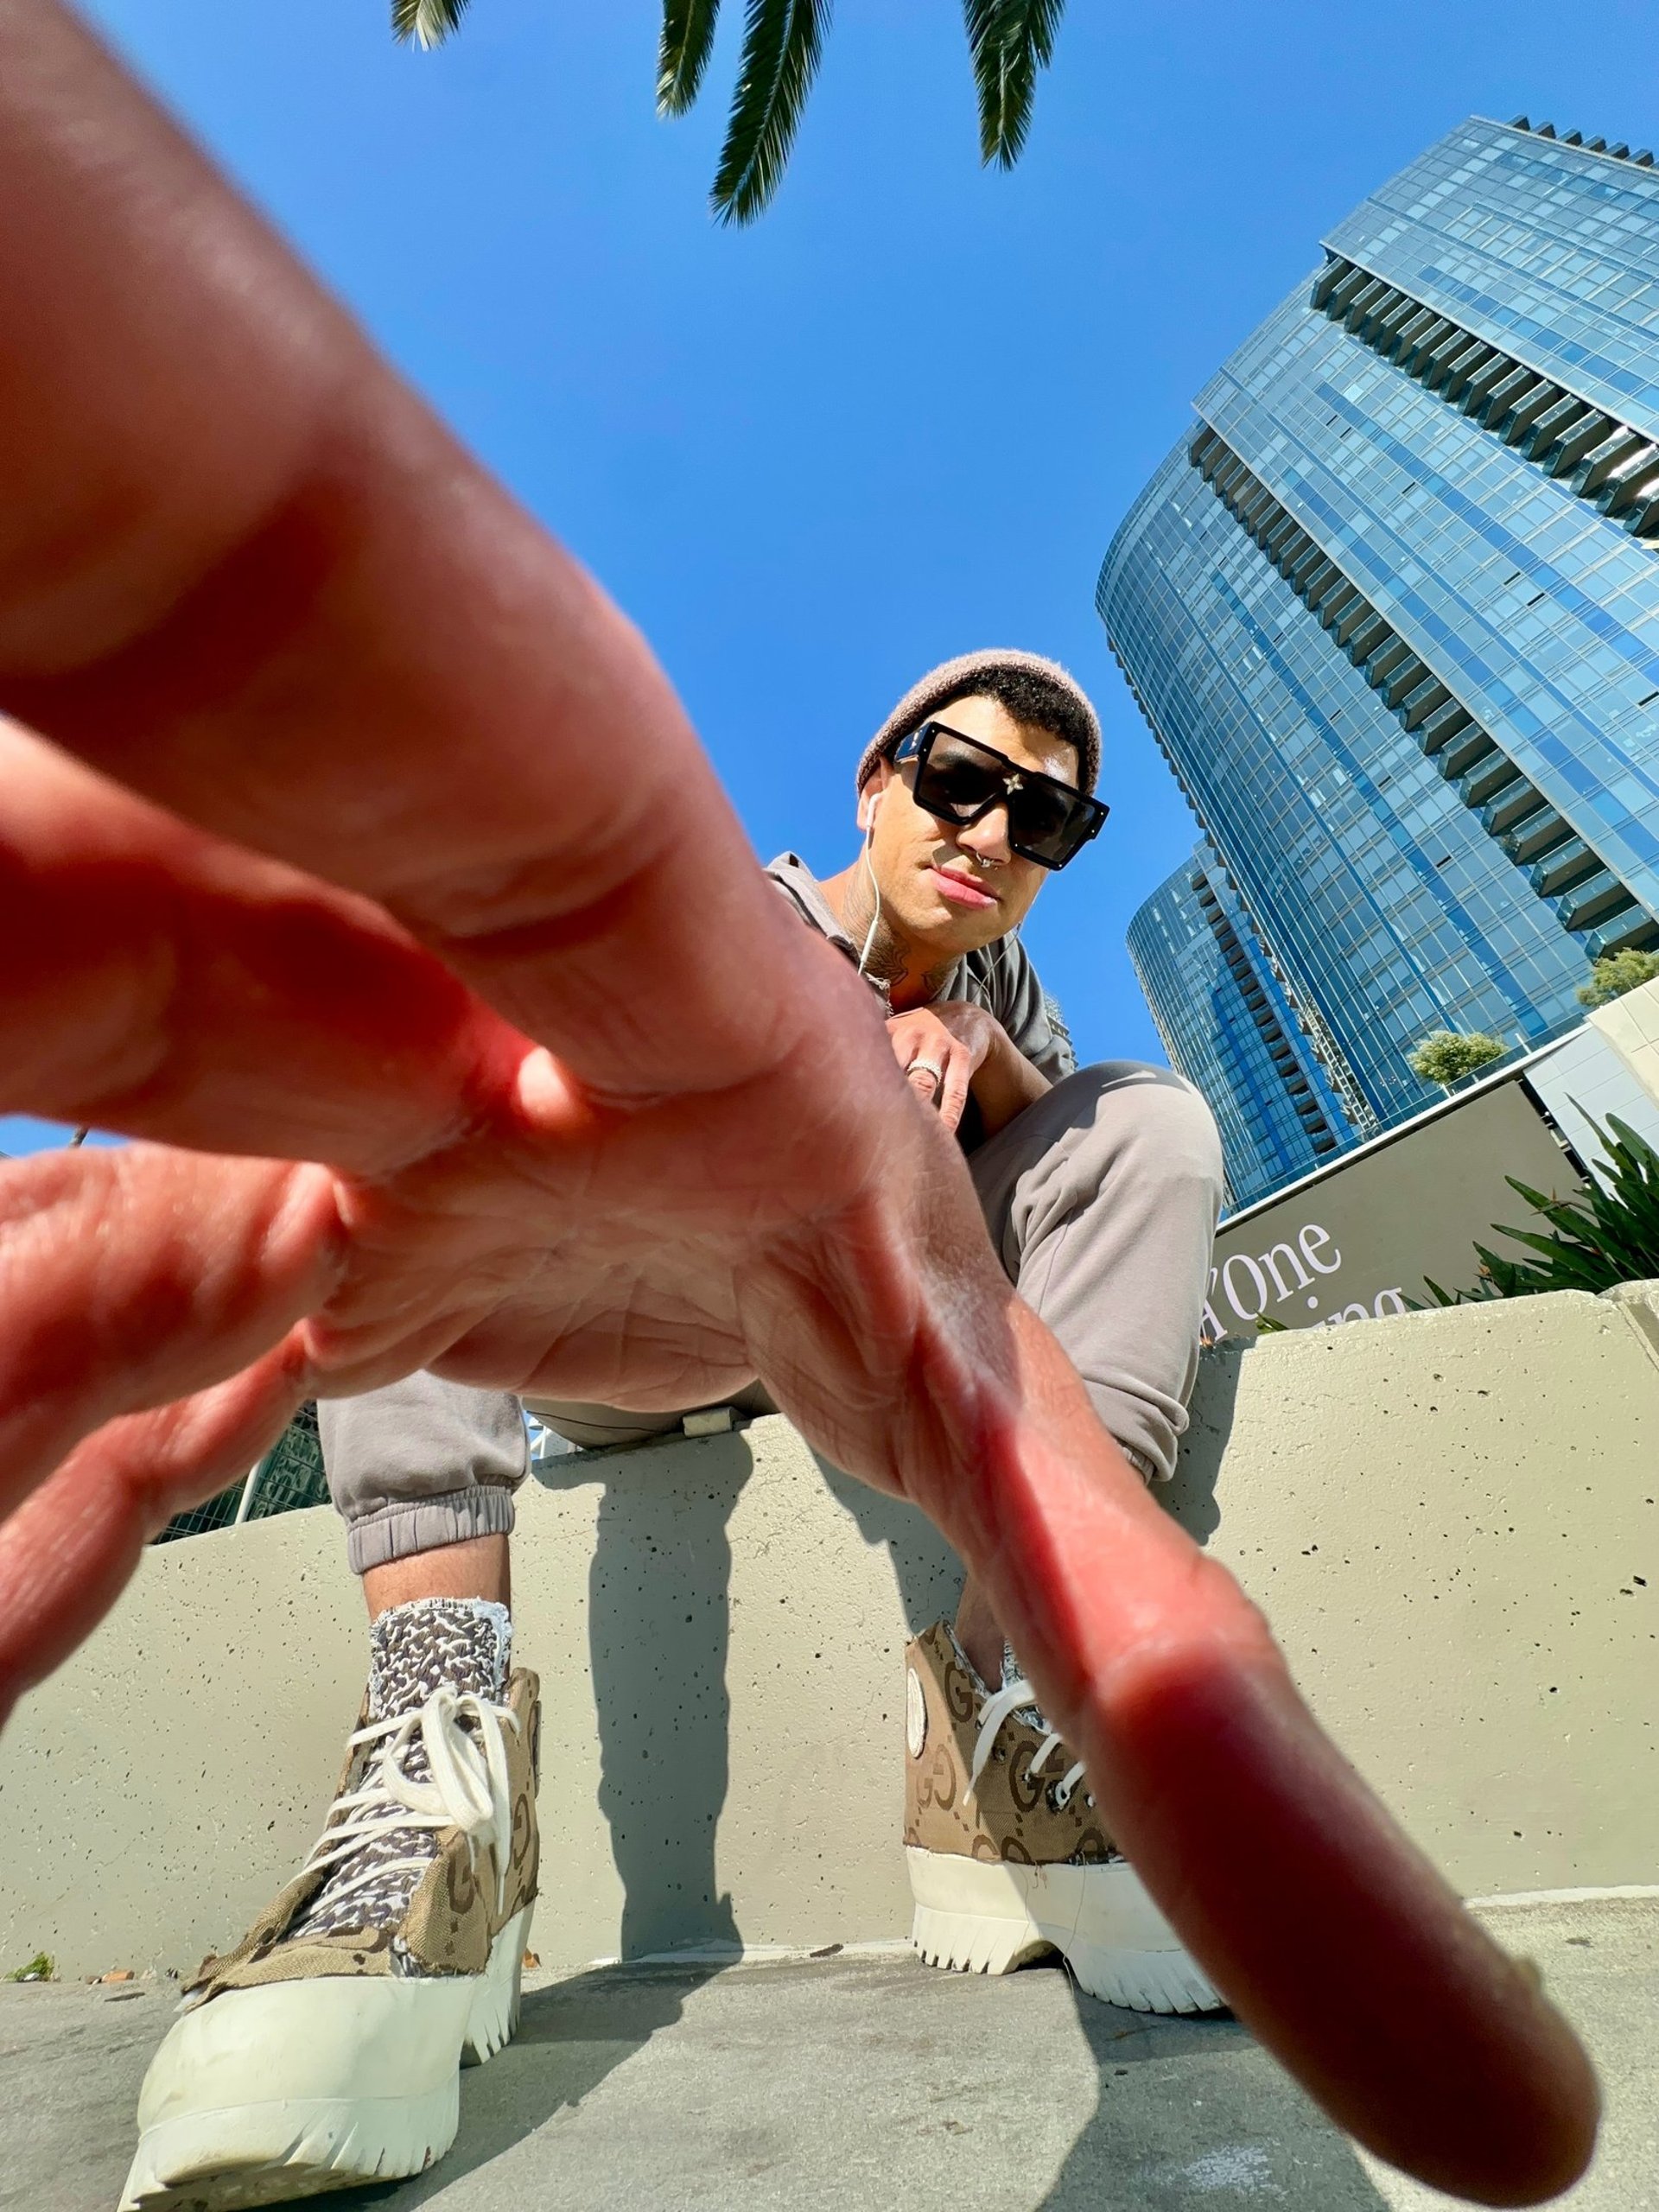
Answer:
[{"left": 2, "top": 1894, "right": 1653, "bottom": 2212}]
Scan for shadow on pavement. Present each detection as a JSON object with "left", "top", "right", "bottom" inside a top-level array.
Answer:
[
  {"left": 1034, "top": 1974, "right": 1398, "bottom": 2210},
  {"left": 340, "top": 1958, "right": 729, "bottom": 2209}
]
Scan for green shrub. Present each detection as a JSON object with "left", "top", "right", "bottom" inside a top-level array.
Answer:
[
  {"left": 1425, "top": 1113, "right": 1659, "bottom": 1306},
  {"left": 1406, "top": 1029, "right": 1509, "bottom": 1086},
  {"left": 1577, "top": 947, "right": 1659, "bottom": 1007}
]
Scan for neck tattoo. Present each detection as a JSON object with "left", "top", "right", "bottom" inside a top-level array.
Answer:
[{"left": 843, "top": 883, "right": 949, "bottom": 1002}]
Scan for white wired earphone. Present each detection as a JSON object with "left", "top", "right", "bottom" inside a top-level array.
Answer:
[{"left": 856, "top": 785, "right": 886, "bottom": 978}]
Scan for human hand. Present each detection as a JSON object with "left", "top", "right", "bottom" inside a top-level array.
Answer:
[
  {"left": 886, "top": 1002, "right": 996, "bottom": 1130},
  {"left": 0, "top": 10, "right": 1596, "bottom": 2202}
]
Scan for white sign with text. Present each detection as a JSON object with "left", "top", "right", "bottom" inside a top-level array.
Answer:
[{"left": 1204, "top": 1077, "right": 1580, "bottom": 1343}]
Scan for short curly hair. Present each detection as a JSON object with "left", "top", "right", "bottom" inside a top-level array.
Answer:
[{"left": 856, "top": 650, "right": 1101, "bottom": 796}]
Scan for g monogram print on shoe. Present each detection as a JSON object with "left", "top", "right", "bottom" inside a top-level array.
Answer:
[{"left": 903, "top": 1623, "right": 1121, "bottom": 1868}]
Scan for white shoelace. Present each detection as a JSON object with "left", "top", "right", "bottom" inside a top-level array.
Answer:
[
  {"left": 969, "top": 1677, "right": 1091, "bottom": 1810},
  {"left": 302, "top": 1687, "right": 521, "bottom": 1917}
]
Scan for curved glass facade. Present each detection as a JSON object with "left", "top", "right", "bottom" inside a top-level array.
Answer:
[
  {"left": 1128, "top": 845, "right": 1352, "bottom": 1209},
  {"left": 1102, "top": 116, "right": 1659, "bottom": 1151}
]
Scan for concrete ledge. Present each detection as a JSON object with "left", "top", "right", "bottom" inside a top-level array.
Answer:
[
  {"left": 1169, "top": 1285, "right": 1657, "bottom": 1899},
  {"left": 1, "top": 1285, "right": 1655, "bottom": 1979},
  {"left": 1, "top": 1429, "right": 963, "bottom": 1980}
]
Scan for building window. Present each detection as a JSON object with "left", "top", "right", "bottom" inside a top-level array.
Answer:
[
  {"left": 1187, "top": 423, "right": 1656, "bottom": 961},
  {"left": 1309, "top": 249, "right": 1659, "bottom": 543}
]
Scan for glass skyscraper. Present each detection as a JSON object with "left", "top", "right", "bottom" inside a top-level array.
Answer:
[
  {"left": 1103, "top": 116, "right": 1659, "bottom": 1179},
  {"left": 1128, "top": 842, "right": 1354, "bottom": 1208}
]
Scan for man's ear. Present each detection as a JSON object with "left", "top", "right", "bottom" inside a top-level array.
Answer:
[{"left": 857, "top": 764, "right": 893, "bottom": 836}]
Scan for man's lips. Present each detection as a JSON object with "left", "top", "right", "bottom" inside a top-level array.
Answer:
[{"left": 929, "top": 866, "right": 998, "bottom": 911}]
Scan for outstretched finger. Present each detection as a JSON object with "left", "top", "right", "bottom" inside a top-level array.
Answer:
[
  {"left": 0, "top": 1142, "right": 338, "bottom": 1529},
  {"left": 0, "top": 2, "right": 817, "bottom": 1109},
  {"left": 902, "top": 1295, "right": 1598, "bottom": 2206},
  {"left": 0, "top": 715, "right": 530, "bottom": 1172},
  {"left": 0, "top": 1346, "right": 308, "bottom": 1729}
]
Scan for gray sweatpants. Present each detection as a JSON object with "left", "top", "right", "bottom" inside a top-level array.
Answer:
[{"left": 320, "top": 1063, "right": 1223, "bottom": 1574}]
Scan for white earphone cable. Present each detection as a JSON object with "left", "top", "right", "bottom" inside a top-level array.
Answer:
[{"left": 855, "top": 798, "right": 884, "bottom": 979}]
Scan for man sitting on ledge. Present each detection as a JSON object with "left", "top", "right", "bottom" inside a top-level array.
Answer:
[
  {"left": 126, "top": 652, "right": 1227, "bottom": 2206},
  {"left": 0, "top": 21, "right": 1596, "bottom": 2202}
]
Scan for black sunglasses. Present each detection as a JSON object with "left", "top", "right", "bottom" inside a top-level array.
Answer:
[{"left": 893, "top": 721, "right": 1108, "bottom": 870}]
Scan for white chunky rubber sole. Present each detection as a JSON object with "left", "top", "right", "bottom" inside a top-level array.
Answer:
[
  {"left": 118, "top": 1904, "right": 533, "bottom": 2211},
  {"left": 907, "top": 1848, "right": 1224, "bottom": 2015}
]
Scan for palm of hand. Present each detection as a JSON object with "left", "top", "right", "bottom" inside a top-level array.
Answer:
[
  {"left": 317, "top": 988, "right": 990, "bottom": 1486},
  {"left": 0, "top": 9, "right": 1597, "bottom": 2203}
]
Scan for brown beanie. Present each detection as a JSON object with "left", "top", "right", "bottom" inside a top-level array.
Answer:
[{"left": 855, "top": 649, "right": 1101, "bottom": 798}]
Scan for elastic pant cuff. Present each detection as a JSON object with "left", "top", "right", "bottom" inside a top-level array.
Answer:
[{"left": 344, "top": 1484, "right": 518, "bottom": 1577}]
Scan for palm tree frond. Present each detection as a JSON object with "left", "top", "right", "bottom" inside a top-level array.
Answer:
[
  {"left": 391, "top": 0, "right": 471, "bottom": 51},
  {"left": 710, "top": 0, "right": 832, "bottom": 226},
  {"left": 961, "top": 0, "right": 1066, "bottom": 168},
  {"left": 658, "top": 0, "right": 725, "bottom": 115}
]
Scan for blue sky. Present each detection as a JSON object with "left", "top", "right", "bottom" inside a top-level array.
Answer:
[{"left": 8, "top": 0, "right": 1656, "bottom": 1159}]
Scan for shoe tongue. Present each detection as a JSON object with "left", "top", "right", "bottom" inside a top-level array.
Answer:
[
  {"left": 367, "top": 1597, "right": 512, "bottom": 1723},
  {"left": 1001, "top": 1639, "right": 1048, "bottom": 1732}
]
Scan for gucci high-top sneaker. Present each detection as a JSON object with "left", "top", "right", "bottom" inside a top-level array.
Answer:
[
  {"left": 904, "top": 1621, "right": 1222, "bottom": 2014},
  {"left": 122, "top": 1598, "right": 539, "bottom": 2209}
]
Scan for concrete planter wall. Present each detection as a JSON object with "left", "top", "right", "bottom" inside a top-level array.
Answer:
[{"left": 2, "top": 1283, "right": 1656, "bottom": 1980}]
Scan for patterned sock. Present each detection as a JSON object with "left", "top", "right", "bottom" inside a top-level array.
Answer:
[
  {"left": 365, "top": 1595, "right": 511, "bottom": 1726},
  {"left": 291, "top": 1596, "right": 512, "bottom": 1943}
]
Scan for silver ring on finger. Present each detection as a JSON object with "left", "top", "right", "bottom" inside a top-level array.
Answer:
[{"left": 911, "top": 1061, "right": 944, "bottom": 1084}]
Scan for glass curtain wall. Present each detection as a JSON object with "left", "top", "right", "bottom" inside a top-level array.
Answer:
[
  {"left": 1102, "top": 116, "right": 1659, "bottom": 1147},
  {"left": 1129, "top": 844, "right": 1353, "bottom": 1208}
]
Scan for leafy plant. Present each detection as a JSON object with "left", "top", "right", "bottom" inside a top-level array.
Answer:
[
  {"left": 963, "top": 0, "right": 1066, "bottom": 168},
  {"left": 1406, "top": 1029, "right": 1508, "bottom": 1086},
  {"left": 392, "top": 0, "right": 1070, "bottom": 224},
  {"left": 5, "top": 1953, "right": 53, "bottom": 1982},
  {"left": 1424, "top": 1113, "right": 1659, "bottom": 1306},
  {"left": 1577, "top": 947, "right": 1659, "bottom": 1007},
  {"left": 391, "top": 0, "right": 468, "bottom": 47},
  {"left": 702, "top": 0, "right": 832, "bottom": 228}
]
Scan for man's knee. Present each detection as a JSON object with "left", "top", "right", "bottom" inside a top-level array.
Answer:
[
  {"left": 1061, "top": 1061, "right": 1224, "bottom": 1209},
  {"left": 995, "top": 1065, "right": 1221, "bottom": 1475}
]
